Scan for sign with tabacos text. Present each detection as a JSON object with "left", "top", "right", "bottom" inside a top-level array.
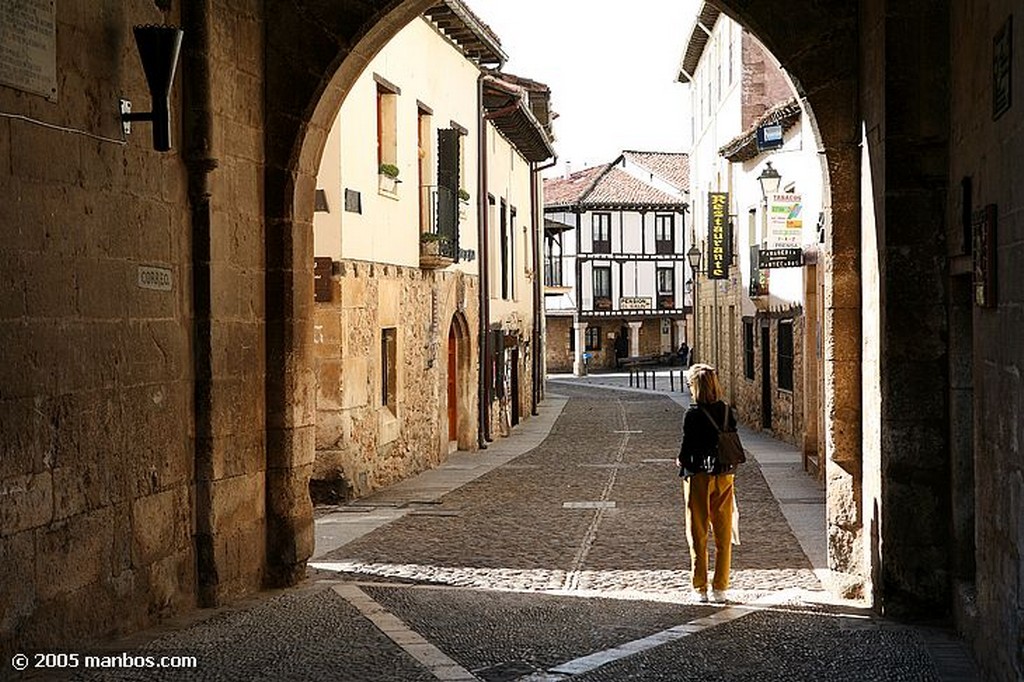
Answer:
[
  {"left": 767, "top": 193, "right": 803, "bottom": 251},
  {"left": 706, "top": 192, "right": 730, "bottom": 280}
]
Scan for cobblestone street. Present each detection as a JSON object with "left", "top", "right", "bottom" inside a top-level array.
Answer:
[{"left": 6, "top": 378, "right": 979, "bottom": 682}]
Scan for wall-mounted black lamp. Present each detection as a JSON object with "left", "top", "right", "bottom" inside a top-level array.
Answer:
[
  {"left": 757, "top": 161, "right": 782, "bottom": 199},
  {"left": 120, "top": 25, "right": 183, "bottom": 152}
]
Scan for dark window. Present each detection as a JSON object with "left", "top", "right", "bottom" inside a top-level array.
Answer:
[
  {"left": 777, "top": 320, "right": 794, "bottom": 390},
  {"left": 743, "top": 320, "right": 755, "bottom": 379},
  {"left": 500, "top": 200, "right": 509, "bottom": 300},
  {"left": 544, "top": 233, "right": 563, "bottom": 286},
  {"left": 585, "top": 326, "right": 601, "bottom": 350},
  {"left": 655, "top": 214, "right": 674, "bottom": 254},
  {"left": 435, "top": 128, "right": 460, "bottom": 259},
  {"left": 592, "top": 213, "right": 611, "bottom": 253},
  {"left": 569, "top": 327, "right": 575, "bottom": 352},
  {"left": 657, "top": 267, "right": 674, "bottom": 309},
  {"left": 593, "top": 266, "right": 611, "bottom": 310},
  {"left": 381, "top": 328, "right": 397, "bottom": 413}
]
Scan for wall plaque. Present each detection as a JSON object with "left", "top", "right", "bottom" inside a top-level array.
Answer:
[
  {"left": 993, "top": 15, "right": 1012, "bottom": 120},
  {"left": 0, "top": 0, "right": 57, "bottom": 101},
  {"left": 972, "top": 204, "right": 997, "bottom": 307},
  {"left": 137, "top": 266, "right": 173, "bottom": 291}
]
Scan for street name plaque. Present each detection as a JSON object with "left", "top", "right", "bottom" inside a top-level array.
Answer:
[{"left": 0, "top": 0, "right": 57, "bottom": 101}]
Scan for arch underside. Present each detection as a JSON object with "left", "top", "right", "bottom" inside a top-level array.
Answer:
[{"left": 262, "top": 0, "right": 950, "bottom": 625}]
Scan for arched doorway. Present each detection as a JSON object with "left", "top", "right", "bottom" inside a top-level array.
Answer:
[
  {"left": 447, "top": 312, "right": 472, "bottom": 450},
  {"left": 262, "top": 0, "right": 956, "bottom": 639}
]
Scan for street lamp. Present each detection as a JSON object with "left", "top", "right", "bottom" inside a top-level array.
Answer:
[
  {"left": 757, "top": 161, "right": 782, "bottom": 199},
  {"left": 686, "top": 244, "right": 702, "bottom": 365}
]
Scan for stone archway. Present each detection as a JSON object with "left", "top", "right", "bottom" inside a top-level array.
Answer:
[{"left": 261, "top": 0, "right": 862, "bottom": 592}]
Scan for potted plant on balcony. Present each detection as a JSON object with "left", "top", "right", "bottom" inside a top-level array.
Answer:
[
  {"left": 378, "top": 163, "right": 400, "bottom": 194},
  {"left": 457, "top": 188, "right": 470, "bottom": 219},
  {"left": 419, "top": 231, "right": 452, "bottom": 269}
]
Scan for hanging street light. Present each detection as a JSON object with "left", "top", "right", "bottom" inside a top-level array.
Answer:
[{"left": 757, "top": 160, "right": 783, "bottom": 199}]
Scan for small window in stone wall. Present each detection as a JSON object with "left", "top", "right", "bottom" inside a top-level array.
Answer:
[
  {"left": 743, "top": 320, "right": 755, "bottom": 380},
  {"left": 381, "top": 328, "right": 397, "bottom": 413},
  {"left": 777, "top": 320, "right": 794, "bottom": 391},
  {"left": 585, "top": 326, "right": 601, "bottom": 351}
]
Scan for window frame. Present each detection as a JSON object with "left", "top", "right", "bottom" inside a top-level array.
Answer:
[
  {"left": 777, "top": 319, "right": 794, "bottom": 391},
  {"left": 743, "top": 320, "right": 755, "bottom": 380},
  {"left": 381, "top": 327, "right": 398, "bottom": 413},
  {"left": 654, "top": 214, "right": 675, "bottom": 254},
  {"left": 592, "top": 213, "right": 611, "bottom": 253}
]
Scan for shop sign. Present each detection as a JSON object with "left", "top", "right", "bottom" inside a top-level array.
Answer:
[
  {"left": 758, "top": 247, "right": 804, "bottom": 269},
  {"left": 706, "top": 192, "right": 730, "bottom": 280},
  {"left": 619, "top": 297, "right": 651, "bottom": 310},
  {"left": 767, "top": 193, "right": 803, "bottom": 250}
]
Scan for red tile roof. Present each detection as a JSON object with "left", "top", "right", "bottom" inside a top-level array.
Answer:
[
  {"left": 622, "top": 150, "right": 689, "bottom": 190},
  {"left": 543, "top": 164, "right": 610, "bottom": 208},
  {"left": 544, "top": 156, "right": 687, "bottom": 211}
]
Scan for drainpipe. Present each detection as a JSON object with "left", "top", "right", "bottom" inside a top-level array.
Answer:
[
  {"left": 477, "top": 74, "right": 491, "bottom": 447},
  {"left": 182, "top": 0, "right": 219, "bottom": 607},
  {"left": 531, "top": 157, "right": 557, "bottom": 415}
]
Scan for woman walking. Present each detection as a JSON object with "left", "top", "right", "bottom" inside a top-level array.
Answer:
[{"left": 677, "top": 363, "right": 737, "bottom": 602}]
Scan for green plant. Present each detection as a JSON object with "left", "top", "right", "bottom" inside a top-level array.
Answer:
[
  {"left": 458, "top": 188, "right": 470, "bottom": 202},
  {"left": 420, "top": 231, "right": 445, "bottom": 242},
  {"left": 378, "top": 163, "right": 400, "bottom": 179}
]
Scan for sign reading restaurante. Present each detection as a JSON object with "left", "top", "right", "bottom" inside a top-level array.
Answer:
[{"left": 707, "top": 192, "right": 730, "bottom": 280}]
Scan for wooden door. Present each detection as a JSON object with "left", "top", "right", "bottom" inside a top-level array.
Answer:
[{"left": 447, "top": 326, "right": 457, "bottom": 442}]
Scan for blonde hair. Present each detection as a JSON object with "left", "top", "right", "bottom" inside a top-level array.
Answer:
[{"left": 687, "top": 363, "right": 722, "bottom": 404}]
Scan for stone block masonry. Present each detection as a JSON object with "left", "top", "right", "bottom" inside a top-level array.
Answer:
[{"left": 312, "top": 262, "right": 480, "bottom": 502}]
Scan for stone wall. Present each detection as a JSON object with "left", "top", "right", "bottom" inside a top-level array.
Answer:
[
  {"left": 544, "top": 317, "right": 574, "bottom": 373},
  {"left": 312, "top": 261, "right": 478, "bottom": 501},
  {"left": 949, "top": 1, "right": 1024, "bottom": 676},
  {"left": 0, "top": 2, "right": 201, "bottom": 655}
]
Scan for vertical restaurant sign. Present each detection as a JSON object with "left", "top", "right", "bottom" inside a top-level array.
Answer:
[
  {"left": 707, "top": 192, "right": 730, "bottom": 280},
  {"left": 767, "top": 193, "right": 803, "bottom": 249}
]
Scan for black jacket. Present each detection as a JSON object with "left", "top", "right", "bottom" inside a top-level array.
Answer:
[{"left": 678, "top": 400, "right": 738, "bottom": 476}]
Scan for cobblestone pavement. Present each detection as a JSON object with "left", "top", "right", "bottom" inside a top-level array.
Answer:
[{"left": 3, "top": 381, "right": 980, "bottom": 682}]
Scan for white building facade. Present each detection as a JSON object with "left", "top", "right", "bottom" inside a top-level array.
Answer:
[
  {"left": 544, "top": 152, "right": 689, "bottom": 374},
  {"left": 311, "top": 1, "right": 554, "bottom": 501}
]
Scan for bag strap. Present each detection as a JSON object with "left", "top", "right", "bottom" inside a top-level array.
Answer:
[{"left": 698, "top": 404, "right": 730, "bottom": 433}]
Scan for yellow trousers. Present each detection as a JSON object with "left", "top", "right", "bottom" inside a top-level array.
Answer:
[{"left": 683, "top": 473, "right": 735, "bottom": 591}]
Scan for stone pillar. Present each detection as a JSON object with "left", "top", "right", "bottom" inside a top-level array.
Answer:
[
  {"left": 675, "top": 319, "right": 688, "bottom": 350},
  {"left": 628, "top": 321, "right": 643, "bottom": 357},
  {"left": 572, "top": 321, "right": 588, "bottom": 376}
]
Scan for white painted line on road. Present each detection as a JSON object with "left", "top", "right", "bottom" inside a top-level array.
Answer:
[
  {"left": 612, "top": 430, "right": 643, "bottom": 433},
  {"left": 526, "top": 590, "right": 803, "bottom": 681},
  {"left": 562, "top": 501, "right": 617, "bottom": 509},
  {"left": 333, "top": 583, "right": 477, "bottom": 682}
]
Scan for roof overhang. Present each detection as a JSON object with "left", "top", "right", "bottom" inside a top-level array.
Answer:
[
  {"left": 718, "top": 99, "right": 802, "bottom": 161},
  {"left": 676, "top": 3, "right": 721, "bottom": 83},
  {"left": 424, "top": 0, "right": 507, "bottom": 68},
  {"left": 482, "top": 75, "right": 555, "bottom": 163}
]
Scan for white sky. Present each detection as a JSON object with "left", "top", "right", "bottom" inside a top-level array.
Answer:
[{"left": 466, "top": 0, "right": 701, "bottom": 177}]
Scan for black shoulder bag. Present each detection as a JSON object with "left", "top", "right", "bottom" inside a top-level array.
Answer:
[{"left": 699, "top": 404, "right": 746, "bottom": 469}]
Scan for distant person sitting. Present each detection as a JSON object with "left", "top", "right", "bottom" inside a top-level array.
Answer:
[{"left": 677, "top": 342, "right": 690, "bottom": 367}]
